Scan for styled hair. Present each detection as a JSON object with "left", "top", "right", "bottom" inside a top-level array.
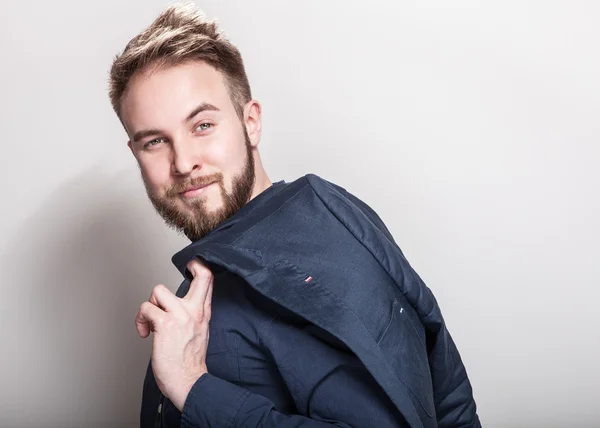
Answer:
[{"left": 108, "top": 1, "right": 251, "bottom": 121}]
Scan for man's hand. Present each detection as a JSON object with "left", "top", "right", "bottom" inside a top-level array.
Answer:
[{"left": 135, "top": 258, "right": 214, "bottom": 411}]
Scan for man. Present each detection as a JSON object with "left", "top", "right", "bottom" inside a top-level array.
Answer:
[{"left": 108, "top": 3, "right": 480, "bottom": 427}]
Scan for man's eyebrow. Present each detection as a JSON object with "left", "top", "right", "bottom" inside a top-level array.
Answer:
[
  {"left": 131, "top": 103, "right": 221, "bottom": 143},
  {"left": 132, "top": 129, "right": 163, "bottom": 143},
  {"left": 185, "top": 102, "right": 220, "bottom": 122}
]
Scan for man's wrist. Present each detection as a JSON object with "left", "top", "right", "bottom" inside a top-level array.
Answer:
[{"left": 170, "top": 370, "right": 209, "bottom": 411}]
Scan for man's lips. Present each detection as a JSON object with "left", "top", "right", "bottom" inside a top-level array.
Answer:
[{"left": 179, "top": 182, "right": 215, "bottom": 199}]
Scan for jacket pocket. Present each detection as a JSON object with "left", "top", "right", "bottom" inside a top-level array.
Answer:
[
  {"left": 376, "top": 298, "right": 435, "bottom": 418},
  {"left": 205, "top": 329, "right": 241, "bottom": 386}
]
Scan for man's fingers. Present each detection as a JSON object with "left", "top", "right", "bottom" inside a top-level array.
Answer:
[
  {"left": 135, "top": 301, "right": 165, "bottom": 338},
  {"left": 150, "top": 284, "right": 180, "bottom": 312},
  {"left": 203, "top": 279, "right": 213, "bottom": 322},
  {"left": 184, "top": 258, "right": 214, "bottom": 308}
]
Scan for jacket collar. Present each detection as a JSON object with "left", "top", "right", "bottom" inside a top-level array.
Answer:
[{"left": 171, "top": 179, "right": 287, "bottom": 277}]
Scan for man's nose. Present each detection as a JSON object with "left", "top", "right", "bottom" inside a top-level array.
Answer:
[{"left": 171, "top": 138, "right": 202, "bottom": 176}]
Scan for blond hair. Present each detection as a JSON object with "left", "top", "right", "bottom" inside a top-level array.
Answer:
[{"left": 108, "top": 2, "right": 251, "bottom": 120}]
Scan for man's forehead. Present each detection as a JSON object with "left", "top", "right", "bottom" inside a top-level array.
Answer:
[
  {"left": 121, "top": 61, "right": 230, "bottom": 128},
  {"left": 127, "top": 61, "right": 227, "bottom": 102}
]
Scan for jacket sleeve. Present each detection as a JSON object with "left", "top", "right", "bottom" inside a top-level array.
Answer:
[
  {"left": 181, "top": 354, "right": 409, "bottom": 428},
  {"left": 180, "top": 373, "right": 354, "bottom": 428}
]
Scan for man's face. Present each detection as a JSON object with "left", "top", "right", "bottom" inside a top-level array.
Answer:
[{"left": 120, "top": 61, "right": 256, "bottom": 241}]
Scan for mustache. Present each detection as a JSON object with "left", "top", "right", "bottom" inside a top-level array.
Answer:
[{"left": 165, "top": 173, "right": 223, "bottom": 197}]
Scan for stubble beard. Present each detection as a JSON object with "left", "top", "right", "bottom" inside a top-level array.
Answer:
[{"left": 144, "top": 135, "right": 256, "bottom": 242}]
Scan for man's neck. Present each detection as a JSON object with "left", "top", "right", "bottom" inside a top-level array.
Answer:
[{"left": 248, "top": 172, "right": 272, "bottom": 202}]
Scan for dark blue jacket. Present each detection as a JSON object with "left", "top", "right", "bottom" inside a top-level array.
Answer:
[{"left": 141, "top": 174, "right": 481, "bottom": 428}]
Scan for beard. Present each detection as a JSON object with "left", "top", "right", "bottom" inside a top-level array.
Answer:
[{"left": 144, "top": 133, "right": 256, "bottom": 242}]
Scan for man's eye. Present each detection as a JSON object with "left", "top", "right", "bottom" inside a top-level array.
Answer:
[
  {"left": 144, "top": 138, "right": 166, "bottom": 148},
  {"left": 196, "top": 123, "right": 212, "bottom": 132}
]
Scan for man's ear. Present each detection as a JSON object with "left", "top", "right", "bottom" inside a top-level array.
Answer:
[{"left": 243, "top": 100, "right": 262, "bottom": 148}]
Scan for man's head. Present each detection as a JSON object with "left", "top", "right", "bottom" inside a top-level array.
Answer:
[{"left": 109, "top": 2, "right": 270, "bottom": 241}]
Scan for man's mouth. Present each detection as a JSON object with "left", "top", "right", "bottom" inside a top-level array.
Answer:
[{"left": 179, "top": 182, "right": 215, "bottom": 199}]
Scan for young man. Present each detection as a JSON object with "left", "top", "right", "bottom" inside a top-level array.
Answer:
[{"left": 109, "top": 3, "right": 480, "bottom": 427}]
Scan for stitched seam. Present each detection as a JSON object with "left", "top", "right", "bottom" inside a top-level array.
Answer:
[
  {"left": 256, "top": 312, "right": 282, "bottom": 367},
  {"left": 235, "top": 333, "right": 242, "bottom": 388},
  {"left": 255, "top": 313, "right": 310, "bottom": 414},
  {"left": 257, "top": 312, "right": 312, "bottom": 415},
  {"left": 229, "top": 390, "right": 252, "bottom": 427},
  {"left": 404, "top": 305, "right": 427, "bottom": 347},
  {"left": 376, "top": 298, "right": 400, "bottom": 344},
  {"left": 238, "top": 313, "right": 280, "bottom": 388}
]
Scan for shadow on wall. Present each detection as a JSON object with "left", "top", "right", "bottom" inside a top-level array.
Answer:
[{"left": 4, "top": 167, "right": 186, "bottom": 428}]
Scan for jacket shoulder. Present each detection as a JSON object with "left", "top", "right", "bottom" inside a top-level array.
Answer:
[{"left": 302, "top": 174, "right": 395, "bottom": 241}]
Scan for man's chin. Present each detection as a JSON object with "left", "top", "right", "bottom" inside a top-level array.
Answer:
[
  {"left": 179, "top": 199, "right": 227, "bottom": 221},
  {"left": 178, "top": 199, "right": 223, "bottom": 217}
]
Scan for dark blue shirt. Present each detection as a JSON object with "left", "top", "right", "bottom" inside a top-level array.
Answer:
[
  {"left": 160, "top": 270, "right": 407, "bottom": 427},
  {"left": 154, "top": 182, "right": 408, "bottom": 427}
]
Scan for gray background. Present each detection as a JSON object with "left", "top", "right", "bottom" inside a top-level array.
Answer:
[{"left": 1, "top": 0, "right": 598, "bottom": 427}]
